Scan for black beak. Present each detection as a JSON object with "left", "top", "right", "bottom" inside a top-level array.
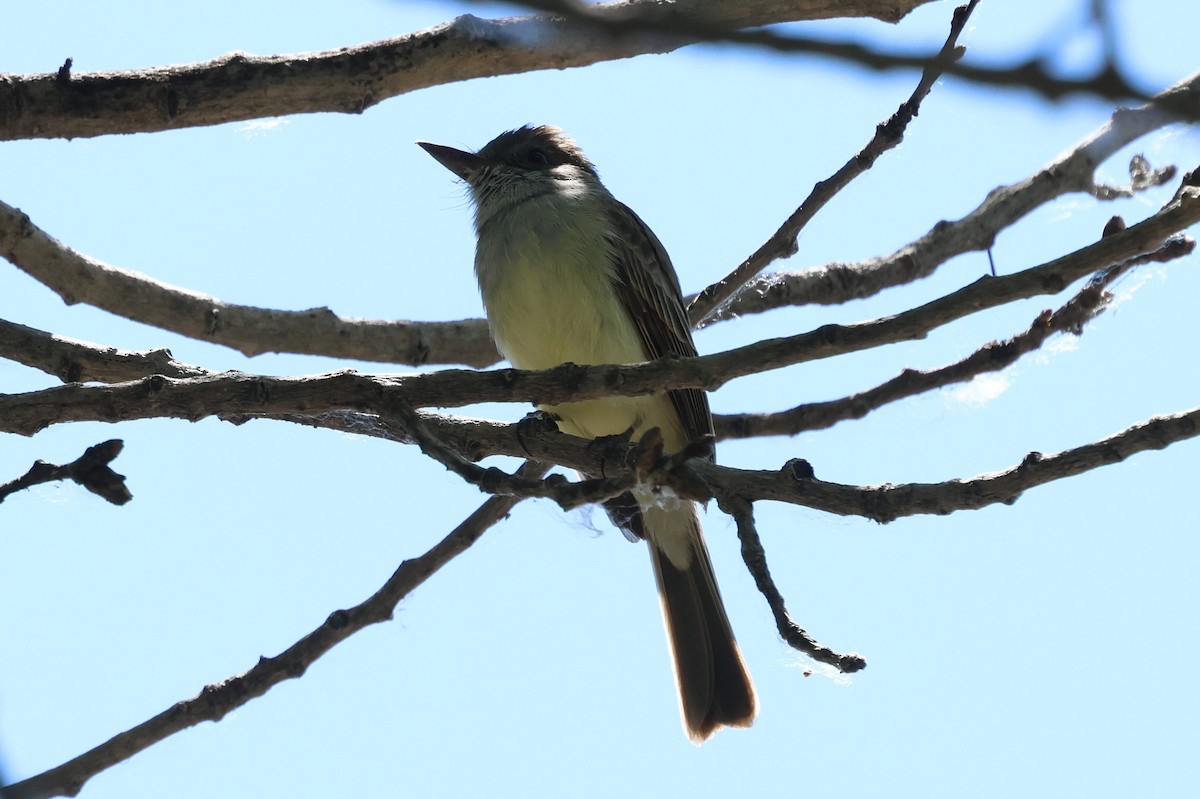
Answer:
[{"left": 417, "top": 141, "right": 486, "bottom": 183}]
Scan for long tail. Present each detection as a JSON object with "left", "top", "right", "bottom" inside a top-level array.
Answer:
[{"left": 644, "top": 501, "right": 756, "bottom": 743}]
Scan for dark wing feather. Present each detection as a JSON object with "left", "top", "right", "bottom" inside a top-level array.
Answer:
[{"left": 604, "top": 201, "right": 714, "bottom": 446}]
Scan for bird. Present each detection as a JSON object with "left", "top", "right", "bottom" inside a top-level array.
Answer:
[{"left": 419, "top": 125, "right": 756, "bottom": 742}]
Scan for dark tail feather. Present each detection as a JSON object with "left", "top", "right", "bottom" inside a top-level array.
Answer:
[{"left": 646, "top": 504, "right": 756, "bottom": 742}]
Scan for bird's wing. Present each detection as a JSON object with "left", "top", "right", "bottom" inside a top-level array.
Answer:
[{"left": 604, "top": 201, "right": 714, "bottom": 446}]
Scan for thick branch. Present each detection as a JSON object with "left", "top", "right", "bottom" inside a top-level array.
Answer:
[
  {"left": 306, "top": 396, "right": 1200, "bottom": 523},
  {"left": 715, "top": 234, "right": 1196, "bottom": 439},
  {"left": 4, "top": 361, "right": 1196, "bottom": 525},
  {"left": 0, "top": 201, "right": 496, "bottom": 367},
  {"left": 697, "top": 408, "right": 1200, "bottom": 522},
  {"left": 7, "top": 0, "right": 1183, "bottom": 143},
  {"left": 4, "top": 77, "right": 1193, "bottom": 369},
  {"left": 9, "top": 9, "right": 1182, "bottom": 384},
  {"left": 226, "top": 234, "right": 1196, "bottom": 448},
  {"left": 4, "top": 186, "right": 1197, "bottom": 436},
  {"left": 0, "top": 0, "right": 929, "bottom": 141},
  {"left": 433, "top": 404, "right": 1200, "bottom": 520},
  {"left": 345, "top": 400, "right": 1200, "bottom": 524},
  {"left": 0, "top": 318, "right": 210, "bottom": 382},
  {"left": 507, "top": 0, "right": 1182, "bottom": 113},
  {"left": 18, "top": 226, "right": 1161, "bottom": 448},
  {"left": 441, "top": 403, "right": 1200, "bottom": 521},
  {"left": 6, "top": 349, "right": 1193, "bottom": 799},
  {"left": 3, "top": 461, "right": 548, "bottom": 799}
]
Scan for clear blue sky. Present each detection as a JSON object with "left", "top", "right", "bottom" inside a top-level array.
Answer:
[{"left": 2, "top": 1, "right": 1198, "bottom": 797}]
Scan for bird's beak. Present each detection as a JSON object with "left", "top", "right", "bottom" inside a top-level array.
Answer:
[{"left": 417, "top": 141, "right": 486, "bottom": 183}]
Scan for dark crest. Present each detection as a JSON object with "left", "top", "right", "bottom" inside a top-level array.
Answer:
[{"left": 478, "top": 125, "right": 599, "bottom": 177}]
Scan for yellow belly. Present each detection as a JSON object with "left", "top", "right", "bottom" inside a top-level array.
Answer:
[{"left": 479, "top": 225, "right": 685, "bottom": 449}]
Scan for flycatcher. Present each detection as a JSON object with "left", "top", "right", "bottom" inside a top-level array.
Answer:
[{"left": 419, "top": 125, "right": 756, "bottom": 742}]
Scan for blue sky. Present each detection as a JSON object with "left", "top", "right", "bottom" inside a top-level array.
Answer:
[{"left": 2, "top": 1, "right": 1198, "bottom": 797}]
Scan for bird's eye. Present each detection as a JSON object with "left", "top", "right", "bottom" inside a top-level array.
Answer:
[{"left": 526, "top": 149, "right": 549, "bottom": 167}]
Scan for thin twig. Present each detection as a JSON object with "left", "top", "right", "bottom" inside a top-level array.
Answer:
[
  {"left": 0, "top": 440, "right": 130, "bottom": 506},
  {"left": 720, "top": 495, "right": 866, "bottom": 672},
  {"left": 689, "top": 0, "right": 980, "bottom": 324}
]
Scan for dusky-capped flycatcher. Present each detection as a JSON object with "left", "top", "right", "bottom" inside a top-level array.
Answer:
[{"left": 419, "top": 125, "right": 756, "bottom": 742}]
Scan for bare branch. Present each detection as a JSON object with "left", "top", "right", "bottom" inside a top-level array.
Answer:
[
  {"left": 323, "top": 395, "right": 1200, "bottom": 524},
  {"left": 421, "top": 401, "right": 1198, "bottom": 521},
  {"left": 384, "top": 397, "right": 637, "bottom": 510},
  {"left": 421, "top": 403, "right": 1200, "bottom": 519},
  {"left": 5, "top": 361, "right": 1197, "bottom": 527},
  {"left": 699, "top": 407, "right": 1200, "bottom": 522},
  {"left": 0, "top": 0, "right": 930, "bottom": 142},
  {"left": 25, "top": 352, "right": 1166, "bottom": 797},
  {"left": 689, "top": 0, "right": 979, "bottom": 324},
  {"left": 386, "top": 401, "right": 1200, "bottom": 522},
  {"left": 493, "top": 0, "right": 1176, "bottom": 111},
  {"left": 707, "top": 70, "right": 1200, "bottom": 321},
  {"left": 0, "top": 320, "right": 506, "bottom": 467},
  {"left": 494, "top": 0, "right": 927, "bottom": 28},
  {"left": 5, "top": 0, "right": 1190, "bottom": 145},
  {"left": 3, "top": 3, "right": 1194, "bottom": 791},
  {"left": 3, "top": 461, "right": 548, "bottom": 799},
  {"left": 0, "top": 318, "right": 210, "bottom": 382},
  {"left": 3, "top": 187, "right": 1196, "bottom": 439},
  {"left": 0, "top": 200, "right": 496, "bottom": 367},
  {"left": 5, "top": 315, "right": 1193, "bottom": 527},
  {"left": 0, "top": 439, "right": 130, "bottom": 506},
  {"left": 721, "top": 494, "right": 866, "bottom": 672},
  {"left": 4, "top": 77, "right": 1193, "bottom": 371},
  {"left": 715, "top": 234, "right": 1196, "bottom": 439}
]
